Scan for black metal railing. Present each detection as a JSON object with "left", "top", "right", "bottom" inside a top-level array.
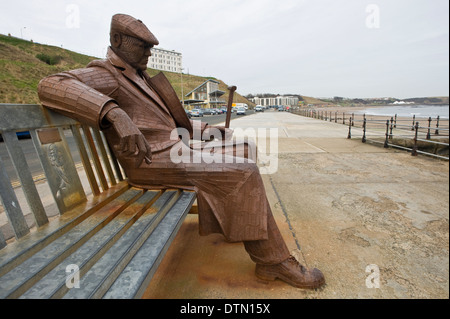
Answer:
[{"left": 291, "top": 108, "right": 449, "bottom": 160}]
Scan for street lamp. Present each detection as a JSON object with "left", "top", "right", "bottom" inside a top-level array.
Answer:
[
  {"left": 20, "top": 27, "right": 26, "bottom": 39},
  {"left": 180, "top": 68, "right": 184, "bottom": 108}
]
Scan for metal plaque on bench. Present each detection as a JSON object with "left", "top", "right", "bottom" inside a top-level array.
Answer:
[{"left": 34, "top": 127, "right": 86, "bottom": 213}]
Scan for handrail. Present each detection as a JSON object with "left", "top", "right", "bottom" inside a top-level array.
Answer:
[{"left": 290, "top": 107, "right": 449, "bottom": 160}]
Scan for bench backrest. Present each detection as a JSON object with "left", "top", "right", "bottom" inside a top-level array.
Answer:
[{"left": 0, "top": 104, "right": 124, "bottom": 249}]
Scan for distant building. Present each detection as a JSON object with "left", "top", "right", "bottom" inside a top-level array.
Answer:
[
  {"left": 250, "top": 96, "right": 299, "bottom": 107},
  {"left": 393, "top": 100, "right": 414, "bottom": 105},
  {"left": 148, "top": 47, "right": 182, "bottom": 73},
  {"left": 184, "top": 79, "right": 226, "bottom": 109}
]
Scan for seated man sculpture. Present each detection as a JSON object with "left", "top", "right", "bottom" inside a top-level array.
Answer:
[{"left": 38, "top": 13, "right": 325, "bottom": 289}]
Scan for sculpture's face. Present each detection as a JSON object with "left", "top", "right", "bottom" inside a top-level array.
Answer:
[{"left": 115, "top": 34, "right": 152, "bottom": 72}]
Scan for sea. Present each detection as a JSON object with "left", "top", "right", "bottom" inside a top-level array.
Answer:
[{"left": 360, "top": 105, "right": 449, "bottom": 119}]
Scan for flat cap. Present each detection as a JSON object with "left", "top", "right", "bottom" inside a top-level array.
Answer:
[{"left": 110, "top": 14, "right": 159, "bottom": 45}]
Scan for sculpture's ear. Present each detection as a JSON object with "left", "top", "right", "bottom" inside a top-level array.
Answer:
[{"left": 110, "top": 32, "right": 122, "bottom": 48}]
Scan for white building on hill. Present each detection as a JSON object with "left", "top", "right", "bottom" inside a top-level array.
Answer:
[{"left": 148, "top": 47, "right": 182, "bottom": 73}]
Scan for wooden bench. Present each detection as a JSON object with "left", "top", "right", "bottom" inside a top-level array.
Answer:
[{"left": 0, "top": 103, "right": 196, "bottom": 299}]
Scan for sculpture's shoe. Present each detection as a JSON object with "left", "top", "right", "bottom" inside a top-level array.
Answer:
[{"left": 255, "top": 255, "right": 325, "bottom": 289}]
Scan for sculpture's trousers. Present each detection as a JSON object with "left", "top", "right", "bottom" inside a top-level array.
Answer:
[
  {"left": 122, "top": 140, "right": 291, "bottom": 265},
  {"left": 243, "top": 211, "right": 291, "bottom": 265}
]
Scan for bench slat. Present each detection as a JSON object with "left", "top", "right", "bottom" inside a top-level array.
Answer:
[
  {"left": 3, "top": 131, "right": 48, "bottom": 227},
  {"left": 63, "top": 190, "right": 180, "bottom": 299},
  {"left": 92, "top": 129, "right": 117, "bottom": 186},
  {"left": 104, "top": 191, "right": 196, "bottom": 299},
  {"left": 0, "top": 230, "right": 5, "bottom": 250},
  {"left": 70, "top": 125, "right": 101, "bottom": 196},
  {"left": 20, "top": 190, "right": 161, "bottom": 299},
  {"left": 0, "top": 104, "right": 77, "bottom": 131},
  {"left": 0, "top": 188, "right": 142, "bottom": 299},
  {"left": 0, "top": 182, "right": 129, "bottom": 278},
  {"left": 0, "top": 155, "right": 30, "bottom": 240},
  {"left": 82, "top": 125, "right": 109, "bottom": 191},
  {"left": 105, "top": 137, "right": 124, "bottom": 182}
]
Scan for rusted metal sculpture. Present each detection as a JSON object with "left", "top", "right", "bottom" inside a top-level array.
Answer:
[{"left": 37, "top": 13, "right": 324, "bottom": 289}]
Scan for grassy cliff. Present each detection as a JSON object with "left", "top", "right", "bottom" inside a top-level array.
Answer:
[
  {"left": 0, "top": 34, "right": 96, "bottom": 103},
  {"left": 0, "top": 34, "right": 252, "bottom": 106}
]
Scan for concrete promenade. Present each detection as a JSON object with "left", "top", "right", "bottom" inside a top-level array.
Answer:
[
  {"left": 1, "top": 110, "right": 448, "bottom": 299},
  {"left": 143, "top": 110, "right": 449, "bottom": 299}
]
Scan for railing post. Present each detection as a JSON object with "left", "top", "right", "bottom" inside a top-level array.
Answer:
[
  {"left": 343, "top": 112, "right": 346, "bottom": 125},
  {"left": 435, "top": 115, "right": 440, "bottom": 135},
  {"left": 411, "top": 114, "right": 416, "bottom": 131},
  {"left": 384, "top": 119, "right": 390, "bottom": 148},
  {"left": 335, "top": 112, "right": 337, "bottom": 123},
  {"left": 426, "top": 117, "right": 431, "bottom": 140},
  {"left": 389, "top": 117, "right": 394, "bottom": 139},
  {"left": 347, "top": 117, "right": 352, "bottom": 139},
  {"left": 362, "top": 115, "right": 367, "bottom": 143},
  {"left": 352, "top": 113, "right": 355, "bottom": 126},
  {"left": 394, "top": 114, "right": 397, "bottom": 128},
  {"left": 412, "top": 121, "right": 419, "bottom": 156}
]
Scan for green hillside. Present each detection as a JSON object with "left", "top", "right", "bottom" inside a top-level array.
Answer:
[
  {"left": 0, "top": 34, "right": 252, "bottom": 106},
  {"left": 0, "top": 34, "right": 95, "bottom": 103}
]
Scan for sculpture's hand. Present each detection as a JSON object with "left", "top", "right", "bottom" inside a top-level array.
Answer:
[{"left": 105, "top": 107, "right": 152, "bottom": 167}]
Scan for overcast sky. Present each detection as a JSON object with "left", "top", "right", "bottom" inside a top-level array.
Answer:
[{"left": 0, "top": 0, "right": 448, "bottom": 99}]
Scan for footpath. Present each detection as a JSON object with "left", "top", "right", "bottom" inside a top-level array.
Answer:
[
  {"left": 143, "top": 110, "right": 449, "bottom": 299},
  {"left": 1, "top": 110, "right": 448, "bottom": 299}
]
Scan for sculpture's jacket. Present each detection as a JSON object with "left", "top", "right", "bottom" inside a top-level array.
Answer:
[{"left": 38, "top": 47, "right": 270, "bottom": 242}]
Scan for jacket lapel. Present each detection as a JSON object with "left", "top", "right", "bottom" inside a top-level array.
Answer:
[{"left": 144, "top": 72, "right": 193, "bottom": 132}]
